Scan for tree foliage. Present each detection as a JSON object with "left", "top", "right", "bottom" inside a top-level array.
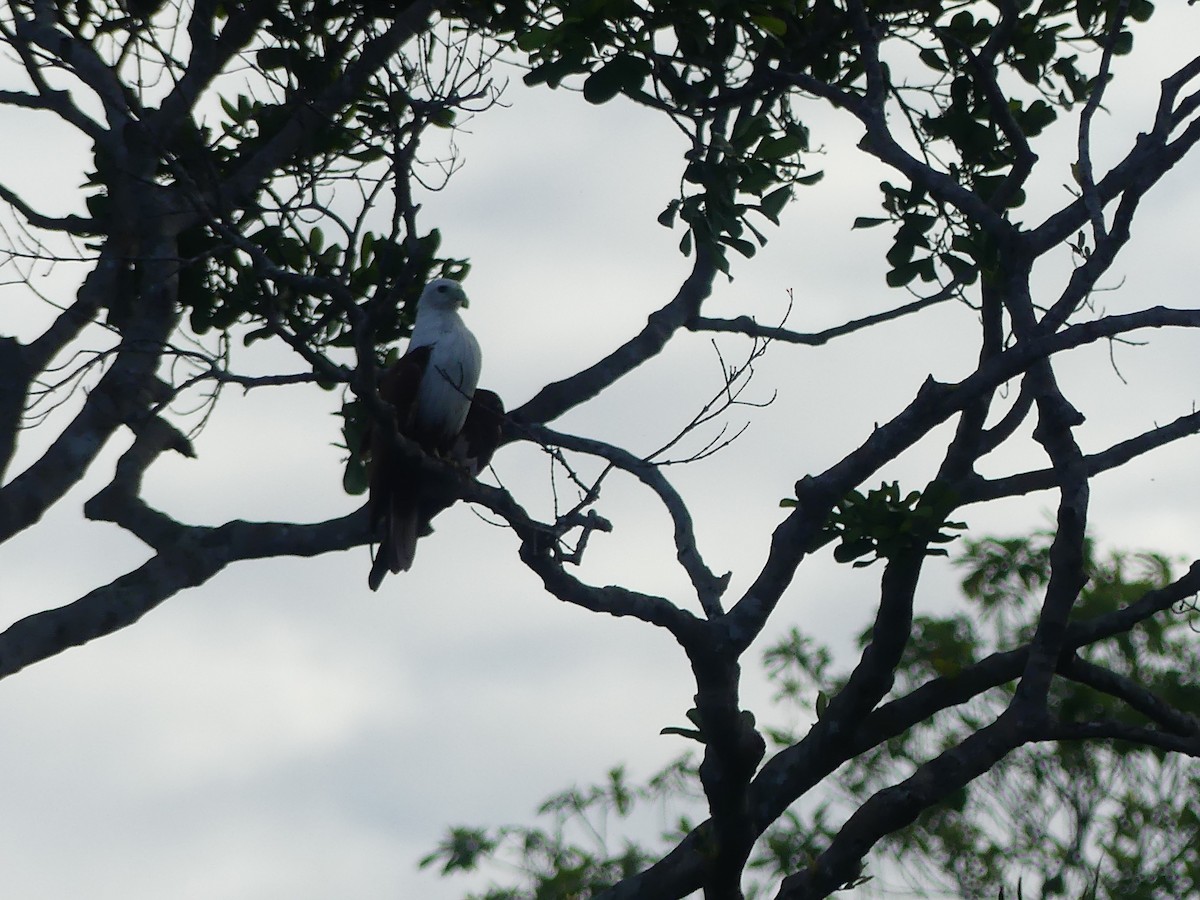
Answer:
[
  {"left": 425, "top": 534, "right": 1200, "bottom": 899},
  {"left": 1, "top": 1, "right": 1199, "bottom": 898}
]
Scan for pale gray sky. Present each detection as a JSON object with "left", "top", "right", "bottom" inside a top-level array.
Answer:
[{"left": 1, "top": 9, "right": 1198, "bottom": 900}]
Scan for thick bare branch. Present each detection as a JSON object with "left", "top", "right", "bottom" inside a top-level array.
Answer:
[
  {"left": 524, "top": 423, "right": 730, "bottom": 618},
  {"left": 774, "top": 712, "right": 1028, "bottom": 900},
  {"left": 0, "top": 509, "right": 367, "bottom": 680},
  {"left": 0, "top": 33, "right": 106, "bottom": 140},
  {"left": 0, "top": 180, "right": 92, "bottom": 233},
  {"left": 510, "top": 249, "right": 718, "bottom": 428},
  {"left": 1061, "top": 654, "right": 1200, "bottom": 738},
  {"left": 155, "top": 1, "right": 271, "bottom": 127},
  {"left": 964, "top": 408, "right": 1200, "bottom": 504},
  {"left": 1034, "top": 719, "right": 1200, "bottom": 758},
  {"left": 721, "top": 305, "right": 1200, "bottom": 654},
  {"left": 1030, "top": 54, "right": 1200, "bottom": 254},
  {"left": 14, "top": 7, "right": 139, "bottom": 131},
  {"left": 0, "top": 255, "right": 174, "bottom": 542}
]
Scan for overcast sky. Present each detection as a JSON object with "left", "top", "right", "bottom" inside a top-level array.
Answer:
[{"left": 2, "top": 8, "right": 1199, "bottom": 900}]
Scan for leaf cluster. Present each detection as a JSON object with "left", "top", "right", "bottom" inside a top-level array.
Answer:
[
  {"left": 486, "top": 0, "right": 1160, "bottom": 288},
  {"left": 420, "top": 762, "right": 698, "bottom": 900},
  {"left": 813, "top": 534, "right": 1198, "bottom": 899},
  {"left": 428, "top": 533, "right": 1200, "bottom": 899},
  {"left": 789, "top": 479, "right": 967, "bottom": 567},
  {"left": 505, "top": 0, "right": 837, "bottom": 272}
]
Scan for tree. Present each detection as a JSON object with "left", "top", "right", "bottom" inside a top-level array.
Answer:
[
  {"left": 421, "top": 533, "right": 1200, "bottom": 898},
  {"left": 1, "top": 1, "right": 1199, "bottom": 899},
  {"left": 424, "top": 535, "right": 1200, "bottom": 900}
]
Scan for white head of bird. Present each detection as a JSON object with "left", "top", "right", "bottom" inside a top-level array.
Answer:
[{"left": 410, "top": 278, "right": 470, "bottom": 349}]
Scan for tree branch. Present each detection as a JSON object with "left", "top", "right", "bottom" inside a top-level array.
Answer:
[
  {"left": 963, "top": 407, "right": 1200, "bottom": 504},
  {"left": 0, "top": 256, "right": 175, "bottom": 542},
  {"left": 723, "top": 304, "right": 1200, "bottom": 657},
  {"left": 687, "top": 279, "right": 960, "bottom": 347},
  {"left": 1033, "top": 718, "right": 1200, "bottom": 758},
  {"left": 1060, "top": 654, "right": 1200, "bottom": 738},
  {"left": 523, "top": 423, "right": 730, "bottom": 618},
  {"left": 0, "top": 180, "right": 93, "bottom": 234},
  {"left": 1074, "top": 2, "right": 1130, "bottom": 243},
  {"left": 154, "top": 1, "right": 271, "bottom": 128},
  {"left": 510, "top": 248, "right": 718, "bottom": 428},
  {"left": 0, "top": 508, "right": 367, "bottom": 681},
  {"left": 208, "top": 0, "right": 442, "bottom": 226},
  {"left": 775, "top": 711, "right": 1028, "bottom": 899},
  {"left": 1030, "top": 54, "right": 1200, "bottom": 254},
  {"left": 601, "top": 558, "right": 1200, "bottom": 900}
]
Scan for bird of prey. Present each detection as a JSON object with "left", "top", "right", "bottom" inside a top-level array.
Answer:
[{"left": 366, "top": 278, "right": 502, "bottom": 589}]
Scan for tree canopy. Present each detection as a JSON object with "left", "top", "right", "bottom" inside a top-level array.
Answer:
[
  {"left": 1, "top": 1, "right": 1198, "bottom": 898},
  {"left": 424, "top": 534, "right": 1200, "bottom": 899}
]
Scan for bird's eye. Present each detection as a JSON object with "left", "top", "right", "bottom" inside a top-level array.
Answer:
[{"left": 437, "top": 284, "right": 447, "bottom": 293}]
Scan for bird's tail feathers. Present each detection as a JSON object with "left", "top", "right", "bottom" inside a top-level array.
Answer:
[
  {"left": 368, "top": 547, "right": 389, "bottom": 592},
  {"left": 367, "top": 498, "right": 420, "bottom": 591},
  {"left": 393, "top": 503, "right": 420, "bottom": 574}
]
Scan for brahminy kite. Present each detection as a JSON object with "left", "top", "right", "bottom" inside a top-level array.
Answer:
[{"left": 366, "top": 278, "right": 503, "bottom": 589}]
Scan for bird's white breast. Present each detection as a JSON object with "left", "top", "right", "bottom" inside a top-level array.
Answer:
[{"left": 414, "top": 316, "right": 481, "bottom": 441}]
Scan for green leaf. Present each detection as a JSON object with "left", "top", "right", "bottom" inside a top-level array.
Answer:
[
  {"left": 242, "top": 326, "right": 271, "bottom": 347},
  {"left": 348, "top": 146, "right": 386, "bottom": 163},
  {"left": 419, "top": 827, "right": 498, "bottom": 875},
  {"left": 918, "top": 47, "right": 946, "bottom": 72},
  {"left": 731, "top": 111, "right": 770, "bottom": 150},
  {"left": 1019, "top": 99, "right": 1057, "bottom": 137},
  {"left": 515, "top": 27, "right": 555, "bottom": 51},
  {"left": 886, "top": 238, "right": 916, "bottom": 267},
  {"left": 751, "top": 14, "right": 787, "bottom": 37},
  {"left": 757, "top": 134, "right": 806, "bottom": 160},
  {"left": 723, "top": 236, "right": 757, "bottom": 258},
  {"left": 657, "top": 200, "right": 680, "bottom": 228},
  {"left": 189, "top": 306, "right": 212, "bottom": 335},
  {"left": 886, "top": 261, "right": 921, "bottom": 287},
  {"left": 256, "top": 47, "right": 290, "bottom": 71},
  {"left": 660, "top": 726, "right": 705, "bottom": 743},
  {"left": 852, "top": 216, "right": 888, "bottom": 229},
  {"left": 833, "top": 538, "right": 874, "bottom": 563},
  {"left": 948, "top": 10, "right": 974, "bottom": 31},
  {"left": 1077, "top": 0, "right": 1100, "bottom": 28},
  {"left": 941, "top": 253, "right": 978, "bottom": 284},
  {"left": 523, "top": 58, "right": 580, "bottom": 89},
  {"left": 759, "top": 186, "right": 792, "bottom": 223},
  {"left": 583, "top": 54, "right": 650, "bottom": 104}
]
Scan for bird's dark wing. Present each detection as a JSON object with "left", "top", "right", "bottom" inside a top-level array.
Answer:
[
  {"left": 455, "top": 388, "right": 505, "bottom": 476},
  {"left": 408, "top": 389, "right": 506, "bottom": 543},
  {"left": 367, "top": 347, "right": 433, "bottom": 590},
  {"left": 380, "top": 346, "right": 432, "bottom": 435}
]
